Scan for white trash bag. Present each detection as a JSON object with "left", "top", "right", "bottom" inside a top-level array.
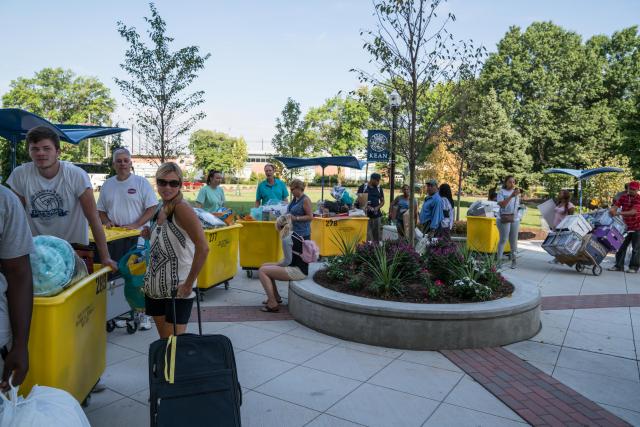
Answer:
[{"left": 0, "top": 382, "right": 90, "bottom": 427}]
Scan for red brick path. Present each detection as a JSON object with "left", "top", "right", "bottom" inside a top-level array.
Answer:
[
  {"left": 542, "top": 293, "right": 640, "bottom": 310},
  {"left": 441, "top": 347, "right": 631, "bottom": 427}
]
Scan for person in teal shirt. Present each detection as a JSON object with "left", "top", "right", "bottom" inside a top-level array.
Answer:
[
  {"left": 255, "top": 163, "right": 289, "bottom": 206},
  {"left": 195, "top": 170, "right": 226, "bottom": 212}
]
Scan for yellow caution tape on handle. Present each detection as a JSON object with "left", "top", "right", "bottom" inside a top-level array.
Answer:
[{"left": 164, "top": 335, "right": 177, "bottom": 384}]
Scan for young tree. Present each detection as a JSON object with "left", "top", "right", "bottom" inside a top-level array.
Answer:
[
  {"left": 271, "top": 98, "right": 316, "bottom": 177},
  {"left": 189, "top": 130, "right": 248, "bottom": 178},
  {"left": 115, "top": 3, "right": 210, "bottom": 162},
  {"left": 1, "top": 67, "right": 116, "bottom": 165},
  {"left": 355, "top": 0, "right": 484, "bottom": 244}
]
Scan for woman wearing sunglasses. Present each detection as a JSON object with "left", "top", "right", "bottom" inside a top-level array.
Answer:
[{"left": 142, "top": 162, "right": 209, "bottom": 338}]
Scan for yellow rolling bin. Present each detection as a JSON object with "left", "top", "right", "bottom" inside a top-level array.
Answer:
[
  {"left": 198, "top": 224, "right": 242, "bottom": 294},
  {"left": 21, "top": 267, "right": 110, "bottom": 404},
  {"left": 238, "top": 220, "right": 283, "bottom": 278},
  {"left": 311, "top": 217, "right": 368, "bottom": 257},
  {"left": 466, "top": 216, "right": 510, "bottom": 253}
]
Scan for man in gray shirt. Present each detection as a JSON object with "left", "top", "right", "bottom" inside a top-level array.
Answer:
[{"left": 0, "top": 185, "right": 34, "bottom": 390}]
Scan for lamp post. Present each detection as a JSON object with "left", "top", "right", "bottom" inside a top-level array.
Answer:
[{"left": 388, "top": 90, "right": 401, "bottom": 205}]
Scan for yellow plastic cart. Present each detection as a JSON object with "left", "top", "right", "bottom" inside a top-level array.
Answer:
[
  {"left": 466, "top": 216, "right": 510, "bottom": 253},
  {"left": 238, "top": 220, "right": 283, "bottom": 278},
  {"left": 21, "top": 267, "right": 110, "bottom": 405},
  {"left": 311, "top": 217, "right": 368, "bottom": 257},
  {"left": 198, "top": 224, "right": 242, "bottom": 293}
]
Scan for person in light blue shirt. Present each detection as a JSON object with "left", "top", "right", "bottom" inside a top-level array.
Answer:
[
  {"left": 255, "top": 163, "right": 289, "bottom": 206},
  {"left": 419, "top": 179, "right": 444, "bottom": 235},
  {"left": 195, "top": 170, "right": 225, "bottom": 212}
]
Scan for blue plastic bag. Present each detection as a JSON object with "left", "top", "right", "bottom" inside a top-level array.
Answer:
[{"left": 30, "top": 236, "right": 78, "bottom": 297}]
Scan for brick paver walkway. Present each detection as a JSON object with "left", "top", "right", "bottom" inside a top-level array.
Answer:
[{"left": 442, "top": 347, "right": 631, "bottom": 427}]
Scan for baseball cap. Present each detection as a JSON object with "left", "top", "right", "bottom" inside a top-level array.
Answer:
[
  {"left": 629, "top": 181, "right": 640, "bottom": 191},
  {"left": 426, "top": 179, "right": 438, "bottom": 186}
]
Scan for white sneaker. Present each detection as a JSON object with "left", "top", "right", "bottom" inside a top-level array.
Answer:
[
  {"left": 115, "top": 320, "right": 126, "bottom": 328},
  {"left": 139, "top": 315, "right": 152, "bottom": 331}
]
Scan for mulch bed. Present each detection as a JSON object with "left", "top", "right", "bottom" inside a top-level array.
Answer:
[{"left": 314, "top": 269, "right": 513, "bottom": 304}]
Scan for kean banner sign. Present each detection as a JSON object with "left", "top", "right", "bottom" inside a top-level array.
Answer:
[{"left": 367, "top": 129, "right": 390, "bottom": 162}]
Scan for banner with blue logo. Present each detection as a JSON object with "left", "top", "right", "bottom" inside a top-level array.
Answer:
[{"left": 367, "top": 130, "right": 390, "bottom": 162}]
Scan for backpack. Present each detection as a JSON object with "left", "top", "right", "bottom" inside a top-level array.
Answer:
[{"left": 292, "top": 233, "right": 320, "bottom": 263}]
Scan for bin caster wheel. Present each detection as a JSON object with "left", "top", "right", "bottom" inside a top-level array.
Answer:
[
  {"left": 246, "top": 270, "right": 253, "bottom": 278},
  {"left": 199, "top": 292, "right": 204, "bottom": 302},
  {"left": 224, "top": 281, "right": 229, "bottom": 290},
  {"left": 106, "top": 320, "right": 116, "bottom": 333},
  {"left": 592, "top": 265, "right": 602, "bottom": 276},
  {"left": 81, "top": 395, "right": 91, "bottom": 407},
  {"left": 126, "top": 321, "right": 137, "bottom": 334},
  {"left": 575, "top": 263, "right": 585, "bottom": 273}
]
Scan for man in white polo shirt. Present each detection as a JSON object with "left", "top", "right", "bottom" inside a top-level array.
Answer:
[{"left": 97, "top": 148, "right": 158, "bottom": 330}]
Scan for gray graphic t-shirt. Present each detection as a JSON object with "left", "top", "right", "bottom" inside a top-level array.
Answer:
[{"left": 7, "top": 161, "right": 92, "bottom": 245}]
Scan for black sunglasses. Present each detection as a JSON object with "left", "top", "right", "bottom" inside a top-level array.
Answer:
[{"left": 156, "top": 178, "right": 181, "bottom": 188}]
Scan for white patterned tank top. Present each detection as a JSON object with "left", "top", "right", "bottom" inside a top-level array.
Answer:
[{"left": 143, "top": 210, "right": 196, "bottom": 299}]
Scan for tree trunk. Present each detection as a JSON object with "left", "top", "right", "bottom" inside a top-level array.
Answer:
[{"left": 456, "top": 156, "right": 464, "bottom": 221}]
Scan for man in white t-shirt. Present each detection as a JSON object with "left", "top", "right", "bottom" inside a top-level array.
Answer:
[
  {"left": 7, "top": 126, "right": 117, "bottom": 272},
  {"left": 97, "top": 148, "right": 158, "bottom": 229},
  {"left": 97, "top": 148, "right": 157, "bottom": 331},
  {"left": 0, "top": 185, "right": 34, "bottom": 391}
]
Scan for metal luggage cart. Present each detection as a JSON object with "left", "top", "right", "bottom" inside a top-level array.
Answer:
[{"left": 555, "top": 250, "right": 603, "bottom": 276}]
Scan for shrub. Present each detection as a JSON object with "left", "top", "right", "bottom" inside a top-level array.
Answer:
[
  {"left": 358, "top": 244, "right": 405, "bottom": 298},
  {"left": 452, "top": 277, "right": 493, "bottom": 301}
]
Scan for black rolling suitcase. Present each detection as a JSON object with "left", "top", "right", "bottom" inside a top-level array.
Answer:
[{"left": 149, "top": 289, "right": 242, "bottom": 427}]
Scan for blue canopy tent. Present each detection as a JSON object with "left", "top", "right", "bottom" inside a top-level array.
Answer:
[
  {"left": 543, "top": 167, "right": 625, "bottom": 209},
  {"left": 0, "top": 108, "right": 128, "bottom": 172},
  {"left": 274, "top": 156, "right": 366, "bottom": 200}
]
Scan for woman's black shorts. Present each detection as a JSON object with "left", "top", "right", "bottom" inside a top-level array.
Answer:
[{"left": 145, "top": 295, "right": 194, "bottom": 325}]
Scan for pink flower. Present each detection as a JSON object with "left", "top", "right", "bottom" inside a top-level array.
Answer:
[{"left": 435, "top": 279, "right": 444, "bottom": 287}]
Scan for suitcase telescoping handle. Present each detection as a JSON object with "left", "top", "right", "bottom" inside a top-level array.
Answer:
[{"left": 170, "top": 286, "right": 203, "bottom": 336}]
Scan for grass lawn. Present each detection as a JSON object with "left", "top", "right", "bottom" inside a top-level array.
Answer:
[{"left": 181, "top": 185, "right": 543, "bottom": 229}]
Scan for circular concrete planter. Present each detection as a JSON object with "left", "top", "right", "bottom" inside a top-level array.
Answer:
[{"left": 288, "top": 264, "right": 541, "bottom": 350}]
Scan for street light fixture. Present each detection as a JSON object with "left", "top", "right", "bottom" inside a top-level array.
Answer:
[{"left": 388, "top": 90, "right": 401, "bottom": 206}]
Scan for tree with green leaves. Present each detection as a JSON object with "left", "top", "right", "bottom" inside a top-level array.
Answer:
[
  {"left": 304, "top": 93, "right": 370, "bottom": 181},
  {"left": 188, "top": 129, "right": 248, "bottom": 178},
  {"left": 480, "top": 22, "right": 620, "bottom": 173},
  {"left": 1, "top": 67, "right": 116, "bottom": 167},
  {"left": 271, "top": 98, "right": 316, "bottom": 177},
  {"left": 355, "top": 0, "right": 484, "bottom": 244},
  {"left": 587, "top": 26, "right": 640, "bottom": 177},
  {"left": 115, "top": 3, "right": 210, "bottom": 162}
]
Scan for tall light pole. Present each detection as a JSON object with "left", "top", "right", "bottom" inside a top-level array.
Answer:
[{"left": 388, "top": 90, "right": 401, "bottom": 205}]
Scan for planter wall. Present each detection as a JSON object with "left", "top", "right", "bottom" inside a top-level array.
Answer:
[{"left": 288, "top": 264, "right": 541, "bottom": 350}]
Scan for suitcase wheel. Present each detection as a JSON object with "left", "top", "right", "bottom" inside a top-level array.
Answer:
[
  {"left": 106, "top": 320, "right": 116, "bottom": 333},
  {"left": 575, "top": 263, "right": 585, "bottom": 273},
  {"left": 126, "top": 320, "right": 138, "bottom": 334},
  {"left": 592, "top": 265, "right": 602, "bottom": 276}
]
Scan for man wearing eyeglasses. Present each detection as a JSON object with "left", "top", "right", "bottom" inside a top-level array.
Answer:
[
  {"left": 97, "top": 148, "right": 158, "bottom": 331},
  {"left": 6, "top": 126, "right": 117, "bottom": 273}
]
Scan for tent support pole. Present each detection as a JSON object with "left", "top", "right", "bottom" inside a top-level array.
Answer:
[{"left": 321, "top": 166, "right": 326, "bottom": 200}]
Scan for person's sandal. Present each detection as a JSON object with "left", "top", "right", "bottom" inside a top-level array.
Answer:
[
  {"left": 260, "top": 305, "right": 280, "bottom": 313},
  {"left": 262, "top": 298, "right": 283, "bottom": 305}
]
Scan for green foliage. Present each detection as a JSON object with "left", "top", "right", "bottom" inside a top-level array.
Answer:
[
  {"left": 115, "top": 3, "right": 210, "bottom": 162},
  {"left": 358, "top": 244, "right": 404, "bottom": 297},
  {"left": 271, "top": 98, "right": 316, "bottom": 177},
  {"left": 452, "top": 277, "right": 493, "bottom": 301},
  {"left": 1, "top": 67, "right": 116, "bottom": 170},
  {"left": 189, "top": 129, "right": 248, "bottom": 176},
  {"left": 479, "top": 22, "right": 621, "bottom": 173}
]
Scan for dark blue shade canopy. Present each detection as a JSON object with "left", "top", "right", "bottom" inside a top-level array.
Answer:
[
  {"left": 0, "top": 108, "right": 128, "bottom": 171},
  {"left": 274, "top": 156, "right": 366, "bottom": 199},
  {"left": 543, "top": 167, "right": 625, "bottom": 180},
  {"left": 543, "top": 167, "right": 626, "bottom": 209},
  {"left": 274, "top": 156, "right": 366, "bottom": 170}
]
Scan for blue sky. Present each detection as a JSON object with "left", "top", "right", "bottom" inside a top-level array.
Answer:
[{"left": 1, "top": 0, "right": 638, "bottom": 151}]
